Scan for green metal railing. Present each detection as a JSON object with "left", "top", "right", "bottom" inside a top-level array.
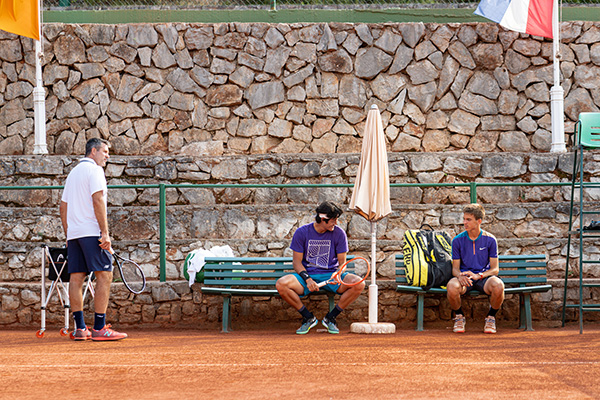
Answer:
[{"left": 0, "top": 181, "right": 573, "bottom": 281}]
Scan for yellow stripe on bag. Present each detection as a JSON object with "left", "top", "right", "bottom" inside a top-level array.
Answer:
[
  {"left": 405, "top": 231, "right": 421, "bottom": 286},
  {"left": 403, "top": 231, "right": 417, "bottom": 285},
  {"left": 404, "top": 230, "right": 429, "bottom": 287},
  {"left": 435, "top": 233, "right": 452, "bottom": 253}
]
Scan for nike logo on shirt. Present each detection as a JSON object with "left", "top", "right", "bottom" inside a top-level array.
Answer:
[{"left": 479, "top": 247, "right": 486, "bottom": 250}]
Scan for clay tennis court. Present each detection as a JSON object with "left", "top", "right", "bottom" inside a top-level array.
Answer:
[{"left": 2, "top": 325, "right": 599, "bottom": 400}]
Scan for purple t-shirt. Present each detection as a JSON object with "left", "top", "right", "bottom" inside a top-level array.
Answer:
[
  {"left": 289, "top": 223, "right": 349, "bottom": 274},
  {"left": 451, "top": 229, "right": 498, "bottom": 274}
]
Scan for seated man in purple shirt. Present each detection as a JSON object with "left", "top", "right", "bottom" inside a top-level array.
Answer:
[
  {"left": 447, "top": 203, "right": 504, "bottom": 334},
  {"left": 276, "top": 201, "right": 365, "bottom": 335}
]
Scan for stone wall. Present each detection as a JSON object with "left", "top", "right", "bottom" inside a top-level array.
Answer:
[
  {"left": 1, "top": 21, "right": 600, "bottom": 155},
  {"left": 4, "top": 20, "right": 600, "bottom": 329}
]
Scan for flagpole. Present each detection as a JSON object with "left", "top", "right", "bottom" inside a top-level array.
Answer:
[
  {"left": 550, "top": 0, "right": 566, "bottom": 153},
  {"left": 33, "top": 0, "right": 48, "bottom": 155}
]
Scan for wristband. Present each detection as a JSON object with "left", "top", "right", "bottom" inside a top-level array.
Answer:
[{"left": 299, "top": 271, "right": 311, "bottom": 282}]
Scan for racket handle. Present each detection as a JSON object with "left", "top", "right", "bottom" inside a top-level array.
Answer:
[{"left": 316, "top": 281, "right": 328, "bottom": 288}]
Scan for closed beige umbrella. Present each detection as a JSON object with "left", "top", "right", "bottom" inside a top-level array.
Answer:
[
  {"left": 349, "top": 104, "right": 392, "bottom": 221},
  {"left": 349, "top": 104, "right": 392, "bottom": 327}
]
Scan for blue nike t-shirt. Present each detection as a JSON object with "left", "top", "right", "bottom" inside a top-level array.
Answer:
[
  {"left": 290, "top": 223, "right": 349, "bottom": 274},
  {"left": 451, "top": 230, "right": 498, "bottom": 274}
]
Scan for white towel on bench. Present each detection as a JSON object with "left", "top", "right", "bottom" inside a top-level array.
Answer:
[{"left": 187, "top": 245, "right": 235, "bottom": 286}]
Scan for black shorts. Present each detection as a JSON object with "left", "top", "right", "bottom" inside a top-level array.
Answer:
[
  {"left": 67, "top": 236, "right": 113, "bottom": 274},
  {"left": 465, "top": 276, "right": 490, "bottom": 294}
]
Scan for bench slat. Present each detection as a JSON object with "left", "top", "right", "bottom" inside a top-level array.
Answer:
[
  {"left": 395, "top": 268, "right": 547, "bottom": 276},
  {"left": 504, "top": 285, "right": 553, "bottom": 294},
  {"left": 487, "top": 254, "right": 546, "bottom": 261},
  {"left": 204, "top": 272, "right": 290, "bottom": 278},
  {"left": 498, "top": 261, "right": 547, "bottom": 268},
  {"left": 394, "top": 254, "right": 546, "bottom": 261},
  {"left": 205, "top": 263, "right": 356, "bottom": 268},
  {"left": 204, "top": 267, "right": 356, "bottom": 285},
  {"left": 204, "top": 264, "right": 292, "bottom": 270},
  {"left": 396, "top": 284, "right": 553, "bottom": 295},
  {"left": 201, "top": 287, "right": 280, "bottom": 296},
  {"left": 498, "top": 269, "right": 548, "bottom": 275},
  {"left": 204, "top": 279, "right": 280, "bottom": 286},
  {"left": 394, "top": 261, "right": 547, "bottom": 267},
  {"left": 201, "top": 287, "right": 334, "bottom": 296},
  {"left": 204, "top": 257, "right": 292, "bottom": 262},
  {"left": 396, "top": 277, "right": 547, "bottom": 285}
]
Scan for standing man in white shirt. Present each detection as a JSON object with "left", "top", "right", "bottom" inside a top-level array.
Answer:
[{"left": 60, "top": 138, "right": 127, "bottom": 341}]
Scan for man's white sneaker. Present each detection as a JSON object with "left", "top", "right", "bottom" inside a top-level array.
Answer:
[
  {"left": 453, "top": 314, "right": 466, "bottom": 333},
  {"left": 484, "top": 316, "right": 497, "bottom": 334}
]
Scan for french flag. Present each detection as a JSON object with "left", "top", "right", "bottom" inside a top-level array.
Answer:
[{"left": 474, "top": 0, "right": 554, "bottom": 39}]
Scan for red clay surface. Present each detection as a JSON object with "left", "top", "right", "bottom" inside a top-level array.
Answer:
[{"left": 1, "top": 324, "right": 600, "bottom": 400}]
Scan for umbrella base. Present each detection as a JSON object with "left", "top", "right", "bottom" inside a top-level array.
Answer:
[{"left": 349, "top": 322, "right": 396, "bottom": 334}]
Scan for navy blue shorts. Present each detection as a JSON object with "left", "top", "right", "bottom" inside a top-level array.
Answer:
[
  {"left": 465, "top": 276, "right": 490, "bottom": 294},
  {"left": 67, "top": 236, "right": 113, "bottom": 274}
]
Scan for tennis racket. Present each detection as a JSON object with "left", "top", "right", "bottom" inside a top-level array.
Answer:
[
  {"left": 110, "top": 249, "right": 147, "bottom": 294},
  {"left": 316, "top": 256, "right": 370, "bottom": 288}
]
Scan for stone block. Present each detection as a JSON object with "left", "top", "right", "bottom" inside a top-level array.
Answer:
[
  {"left": 245, "top": 81, "right": 284, "bottom": 110},
  {"left": 530, "top": 155, "right": 558, "bottom": 173},
  {"left": 15, "top": 158, "right": 63, "bottom": 175},
  {"left": 125, "top": 25, "right": 158, "bottom": 48},
  {"left": 285, "top": 161, "right": 320, "bottom": 178},
  {"left": 443, "top": 157, "right": 480, "bottom": 178},
  {"left": 481, "top": 154, "right": 525, "bottom": 178},
  {"left": 318, "top": 49, "right": 353, "bottom": 73},
  {"left": 410, "top": 154, "right": 443, "bottom": 172},
  {"left": 54, "top": 34, "right": 86, "bottom": 65},
  {"left": 447, "top": 40, "right": 476, "bottom": 69},
  {"left": 152, "top": 286, "right": 180, "bottom": 302},
  {"left": 306, "top": 99, "right": 339, "bottom": 117},
  {"left": 264, "top": 47, "right": 291, "bottom": 77},
  {"left": 184, "top": 27, "right": 214, "bottom": 50},
  {"left": 497, "top": 131, "right": 531, "bottom": 152},
  {"left": 355, "top": 47, "right": 393, "bottom": 79}
]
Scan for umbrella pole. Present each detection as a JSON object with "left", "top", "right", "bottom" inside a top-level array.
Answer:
[
  {"left": 368, "top": 221, "right": 378, "bottom": 324},
  {"left": 350, "top": 219, "right": 395, "bottom": 334}
]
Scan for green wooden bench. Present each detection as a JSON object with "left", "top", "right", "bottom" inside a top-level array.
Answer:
[
  {"left": 200, "top": 256, "right": 355, "bottom": 332},
  {"left": 395, "top": 254, "right": 552, "bottom": 331}
]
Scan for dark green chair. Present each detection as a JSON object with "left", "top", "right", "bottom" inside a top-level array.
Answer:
[{"left": 563, "top": 112, "right": 600, "bottom": 333}]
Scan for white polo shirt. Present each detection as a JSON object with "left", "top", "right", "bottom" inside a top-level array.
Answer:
[{"left": 61, "top": 158, "right": 107, "bottom": 240}]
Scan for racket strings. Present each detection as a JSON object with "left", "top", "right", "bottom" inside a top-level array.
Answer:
[
  {"left": 340, "top": 256, "right": 370, "bottom": 286},
  {"left": 119, "top": 260, "right": 146, "bottom": 294}
]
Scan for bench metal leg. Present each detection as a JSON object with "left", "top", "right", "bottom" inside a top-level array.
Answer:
[
  {"left": 416, "top": 293, "right": 425, "bottom": 331},
  {"left": 519, "top": 293, "right": 534, "bottom": 331},
  {"left": 222, "top": 296, "right": 232, "bottom": 333}
]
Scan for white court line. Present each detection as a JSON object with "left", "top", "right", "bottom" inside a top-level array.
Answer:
[
  {"left": 1, "top": 361, "right": 599, "bottom": 369},
  {"left": 5, "top": 349, "right": 584, "bottom": 357},
  {"left": 1, "top": 350, "right": 411, "bottom": 356}
]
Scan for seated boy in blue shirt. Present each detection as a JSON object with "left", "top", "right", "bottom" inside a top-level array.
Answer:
[{"left": 447, "top": 203, "right": 504, "bottom": 334}]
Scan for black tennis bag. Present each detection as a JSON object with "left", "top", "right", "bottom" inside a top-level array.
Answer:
[
  {"left": 402, "top": 224, "right": 453, "bottom": 290},
  {"left": 47, "top": 247, "right": 70, "bottom": 282}
]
